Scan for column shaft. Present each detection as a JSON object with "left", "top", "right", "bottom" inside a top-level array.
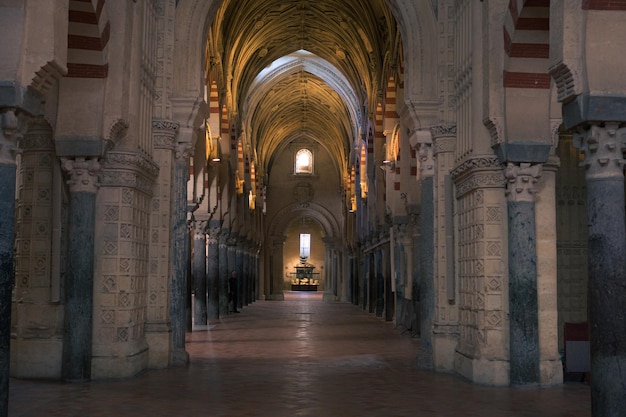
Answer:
[
  {"left": 62, "top": 190, "right": 97, "bottom": 381},
  {"left": 507, "top": 199, "right": 540, "bottom": 384},
  {"left": 218, "top": 232, "right": 229, "bottom": 316},
  {"left": 192, "top": 223, "right": 207, "bottom": 326},
  {"left": 170, "top": 156, "right": 190, "bottom": 364},
  {"left": 419, "top": 175, "right": 435, "bottom": 369},
  {"left": 0, "top": 164, "right": 16, "bottom": 415},
  {"left": 207, "top": 229, "right": 220, "bottom": 320},
  {"left": 587, "top": 177, "right": 626, "bottom": 415}
]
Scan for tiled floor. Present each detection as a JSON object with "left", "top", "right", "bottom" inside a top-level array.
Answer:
[{"left": 9, "top": 292, "right": 591, "bottom": 417}]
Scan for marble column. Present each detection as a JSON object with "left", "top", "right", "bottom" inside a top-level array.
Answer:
[
  {"left": 170, "top": 141, "right": 192, "bottom": 365},
  {"left": 236, "top": 245, "right": 244, "bottom": 308},
  {"left": 418, "top": 138, "right": 435, "bottom": 370},
  {"left": 218, "top": 230, "right": 229, "bottom": 316},
  {"left": 242, "top": 248, "right": 249, "bottom": 307},
  {"left": 269, "top": 236, "right": 285, "bottom": 300},
  {"left": 207, "top": 224, "right": 220, "bottom": 320},
  {"left": 0, "top": 110, "right": 20, "bottom": 414},
  {"left": 574, "top": 124, "right": 626, "bottom": 416},
  {"left": 192, "top": 219, "right": 207, "bottom": 326},
  {"left": 505, "top": 162, "right": 541, "bottom": 386},
  {"left": 61, "top": 156, "right": 100, "bottom": 381},
  {"left": 227, "top": 236, "right": 238, "bottom": 309},
  {"left": 375, "top": 249, "right": 384, "bottom": 317}
]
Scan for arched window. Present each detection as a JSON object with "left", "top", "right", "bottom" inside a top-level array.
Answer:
[{"left": 295, "top": 148, "right": 313, "bottom": 174}]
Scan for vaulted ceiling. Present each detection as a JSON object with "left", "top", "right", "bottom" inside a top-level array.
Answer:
[{"left": 207, "top": 0, "right": 399, "bottom": 177}]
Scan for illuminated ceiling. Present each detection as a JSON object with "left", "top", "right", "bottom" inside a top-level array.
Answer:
[{"left": 207, "top": 0, "right": 398, "bottom": 177}]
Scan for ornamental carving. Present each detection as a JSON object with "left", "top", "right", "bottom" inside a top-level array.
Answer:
[
  {"left": 504, "top": 162, "right": 542, "bottom": 203},
  {"left": 573, "top": 123, "right": 626, "bottom": 180},
  {"left": 293, "top": 182, "right": 314, "bottom": 207},
  {"left": 451, "top": 156, "right": 501, "bottom": 180},
  {"left": 153, "top": 119, "right": 179, "bottom": 150},
  {"left": 430, "top": 123, "right": 457, "bottom": 138},
  {"left": 20, "top": 117, "right": 54, "bottom": 151},
  {"left": 100, "top": 151, "right": 159, "bottom": 195},
  {"left": 455, "top": 172, "right": 505, "bottom": 198},
  {"left": 62, "top": 157, "right": 101, "bottom": 193}
]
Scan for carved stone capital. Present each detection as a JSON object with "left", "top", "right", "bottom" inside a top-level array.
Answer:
[
  {"left": 573, "top": 123, "right": 626, "bottom": 180},
  {"left": 62, "top": 157, "right": 101, "bottom": 193},
  {"left": 153, "top": 119, "right": 179, "bottom": 150},
  {"left": 0, "top": 110, "right": 24, "bottom": 165},
  {"left": 174, "top": 141, "right": 194, "bottom": 162},
  {"left": 192, "top": 220, "right": 208, "bottom": 239},
  {"left": 417, "top": 141, "right": 435, "bottom": 178},
  {"left": 504, "top": 162, "right": 542, "bottom": 203}
]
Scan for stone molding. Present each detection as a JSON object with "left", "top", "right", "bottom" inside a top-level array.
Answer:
[
  {"left": 573, "top": 123, "right": 626, "bottom": 180},
  {"left": 61, "top": 156, "right": 101, "bottom": 193},
  {"left": 504, "top": 162, "right": 542, "bottom": 203},
  {"left": 19, "top": 117, "right": 54, "bottom": 151},
  {"left": 451, "top": 156, "right": 505, "bottom": 197},
  {"left": 100, "top": 150, "right": 160, "bottom": 195}
]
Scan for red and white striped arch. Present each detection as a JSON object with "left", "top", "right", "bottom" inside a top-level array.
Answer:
[
  {"left": 503, "top": 0, "right": 550, "bottom": 90},
  {"left": 67, "top": 0, "right": 110, "bottom": 78}
]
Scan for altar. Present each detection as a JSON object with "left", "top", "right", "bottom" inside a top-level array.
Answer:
[{"left": 290, "top": 263, "right": 320, "bottom": 291}]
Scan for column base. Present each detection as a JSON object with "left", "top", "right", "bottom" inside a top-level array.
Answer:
[
  {"left": 454, "top": 350, "right": 509, "bottom": 386},
  {"left": 92, "top": 341, "right": 149, "bottom": 379},
  {"left": 145, "top": 321, "right": 172, "bottom": 369},
  {"left": 432, "top": 325, "right": 459, "bottom": 372},
  {"left": 10, "top": 338, "right": 63, "bottom": 379},
  {"left": 540, "top": 358, "right": 564, "bottom": 386},
  {"left": 323, "top": 292, "right": 338, "bottom": 302},
  {"left": 170, "top": 347, "right": 190, "bottom": 366}
]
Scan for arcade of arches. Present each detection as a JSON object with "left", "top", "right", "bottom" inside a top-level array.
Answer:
[{"left": 1, "top": 1, "right": 625, "bottom": 416}]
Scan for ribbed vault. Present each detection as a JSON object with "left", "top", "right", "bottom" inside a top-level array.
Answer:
[{"left": 207, "top": 0, "right": 397, "bottom": 178}]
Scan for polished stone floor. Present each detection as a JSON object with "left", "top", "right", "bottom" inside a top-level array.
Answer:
[{"left": 9, "top": 292, "right": 590, "bottom": 417}]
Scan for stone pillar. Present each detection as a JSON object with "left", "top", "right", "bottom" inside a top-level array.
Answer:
[
  {"left": 505, "top": 162, "right": 542, "bottom": 386},
  {"left": 207, "top": 223, "right": 220, "bottom": 320},
  {"left": 417, "top": 139, "right": 435, "bottom": 370},
  {"left": 170, "top": 141, "right": 192, "bottom": 365},
  {"left": 269, "top": 236, "right": 285, "bottom": 300},
  {"left": 192, "top": 219, "right": 207, "bottom": 326},
  {"left": 431, "top": 125, "right": 458, "bottom": 371},
  {"left": 218, "top": 229, "right": 229, "bottom": 316},
  {"left": 0, "top": 110, "right": 21, "bottom": 414},
  {"left": 235, "top": 244, "right": 244, "bottom": 308},
  {"left": 147, "top": 120, "right": 177, "bottom": 369},
  {"left": 242, "top": 247, "right": 249, "bottom": 307},
  {"left": 574, "top": 124, "right": 626, "bottom": 415},
  {"left": 375, "top": 249, "right": 384, "bottom": 317},
  {"left": 61, "top": 156, "right": 101, "bottom": 381},
  {"left": 12, "top": 118, "right": 64, "bottom": 380}
]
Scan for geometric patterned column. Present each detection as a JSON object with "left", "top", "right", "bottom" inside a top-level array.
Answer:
[
  {"left": 12, "top": 118, "right": 64, "bottom": 380},
  {"left": 504, "top": 162, "right": 542, "bottom": 386},
  {"left": 93, "top": 151, "right": 159, "bottom": 378},
  {"left": 574, "top": 123, "right": 626, "bottom": 416},
  {"left": 0, "top": 110, "right": 21, "bottom": 414},
  {"left": 60, "top": 156, "right": 100, "bottom": 382},
  {"left": 147, "top": 120, "right": 178, "bottom": 368}
]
